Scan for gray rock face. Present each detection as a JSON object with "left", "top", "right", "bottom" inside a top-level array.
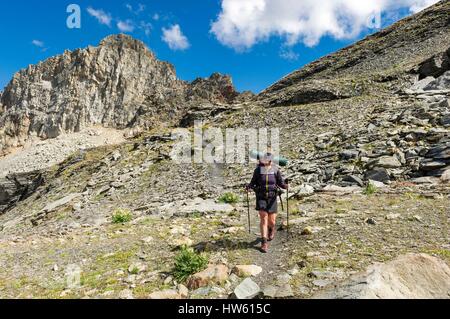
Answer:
[
  {"left": 424, "top": 71, "right": 450, "bottom": 91},
  {"left": 0, "top": 171, "right": 44, "bottom": 213},
  {"left": 418, "top": 47, "right": 450, "bottom": 79},
  {"left": 0, "top": 34, "right": 243, "bottom": 155},
  {"left": 313, "top": 254, "right": 450, "bottom": 299},
  {"left": 187, "top": 73, "right": 240, "bottom": 104}
]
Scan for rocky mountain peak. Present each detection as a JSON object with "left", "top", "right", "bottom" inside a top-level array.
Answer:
[
  {"left": 0, "top": 34, "right": 244, "bottom": 156},
  {"left": 188, "top": 72, "right": 240, "bottom": 104}
]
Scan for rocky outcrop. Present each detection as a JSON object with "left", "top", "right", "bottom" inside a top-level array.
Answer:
[
  {"left": 0, "top": 35, "right": 184, "bottom": 154},
  {"left": 187, "top": 73, "right": 240, "bottom": 104},
  {"left": 418, "top": 47, "right": 450, "bottom": 80},
  {"left": 0, "top": 35, "right": 243, "bottom": 155},
  {"left": 313, "top": 254, "right": 450, "bottom": 299},
  {"left": 0, "top": 171, "right": 44, "bottom": 213}
]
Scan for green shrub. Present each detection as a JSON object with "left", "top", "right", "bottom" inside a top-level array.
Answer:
[
  {"left": 218, "top": 192, "right": 240, "bottom": 204},
  {"left": 112, "top": 209, "right": 133, "bottom": 224},
  {"left": 190, "top": 211, "right": 202, "bottom": 218},
  {"left": 364, "top": 182, "right": 378, "bottom": 196},
  {"left": 129, "top": 266, "right": 140, "bottom": 275},
  {"left": 173, "top": 246, "right": 208, "bottom": 282}
]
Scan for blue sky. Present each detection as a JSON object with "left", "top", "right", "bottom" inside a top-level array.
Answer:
[{"left": 0, "top": 0, "right": 439, "bottom": 93}]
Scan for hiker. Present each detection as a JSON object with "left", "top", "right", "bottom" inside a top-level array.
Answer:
[{"left": 246, "top": 153, "right": 288, "bottom": 253}]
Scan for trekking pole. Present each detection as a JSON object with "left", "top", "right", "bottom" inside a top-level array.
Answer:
[
  {"left": 286, "top": 180, "right": 290, "bottom": 240},
  {"left": 246, "top": 189, "right": 251, "bottom": 234},
  {"left": 278, "top": 189, "right": 284, "bottom": 212}
]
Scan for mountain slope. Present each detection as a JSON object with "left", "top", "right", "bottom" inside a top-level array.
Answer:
[
  {"left": 259, "top": 0, "right": 450, "bottom": 106},
  {"left": 0, "top": 2, "right": 449, "bottom": 300}
]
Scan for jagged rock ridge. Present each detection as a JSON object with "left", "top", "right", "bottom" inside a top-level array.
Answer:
[{"left": 0, "top": 34, "right": 243, "bottom": 155}]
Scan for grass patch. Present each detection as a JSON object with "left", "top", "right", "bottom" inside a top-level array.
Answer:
[
  {"left": 173, "top": 246, "right": 209, "bottom": 283},
  {"left": 218, "top": 192, "right": 240, "bottom": 204},
  {"left": 112, "top": 209, "right": 133, "bottom": 224},
  {"left": 424, "top": 249, "right": 450, "bottom": 260},
  {"left": 363, "top": 182, "right": 378, "bottom": 196}
]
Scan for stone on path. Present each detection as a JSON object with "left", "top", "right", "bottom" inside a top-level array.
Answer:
[
  {"left": 234, "top": 278, "right": 261, "bottom": 299},
  {"left": 232, "top": 265, "right": 263, "bottom": 278},
  {"left": 187, "top": 264, "right": 229, "bottom": 290},
  {"left": 263, "top": 284, "right": 294, "bottom": 299}
]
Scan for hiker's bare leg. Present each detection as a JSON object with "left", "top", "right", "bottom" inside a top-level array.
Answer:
[
  {"left": 259, "top": 211, "right": 269, "bottom": 240},
  {"left": 268, "top": 213, "right": 277, "bottom": 231},
  {"left": 268, "top": 213, "right": 277, "bottom": 240}
]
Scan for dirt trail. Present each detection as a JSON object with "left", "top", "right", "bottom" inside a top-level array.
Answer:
[{"left": 236, "top": 198, "right": 298, "bottom": 289}]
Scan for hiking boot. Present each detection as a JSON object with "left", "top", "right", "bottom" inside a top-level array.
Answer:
[
  {"left": 268, "top": 227, "right": 276, "bottom": 241},
  {"left": 261, "top": 239, "right": 269, "bottom": 253}
]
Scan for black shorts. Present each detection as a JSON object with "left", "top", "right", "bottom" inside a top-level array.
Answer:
[{"left": 256, "top": 196, "right": 278, "bottom": 214}]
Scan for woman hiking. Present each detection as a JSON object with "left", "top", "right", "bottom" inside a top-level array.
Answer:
[{"left": 246, "top": 153, "right": 288, "bottom": 253}]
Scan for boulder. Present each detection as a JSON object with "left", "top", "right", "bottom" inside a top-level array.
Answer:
[
  {"left": 409, "top": 76, "right": 436, "bottom": 92},
  {"left": 233, "top": 278, "right": 261, "bottom": 299},
  {"left": 426, "top": 145, "right": 450, "bottom": 160},
  {"left": 368, "top": 180, "right": 388, "bottom": 188},
  {"left": 342, "top": 175, "right": 364, "bottom": 187},
  {"left": 313, "top": 254, "right": 450, "bottom": 299},
  {"left": 232, "top": 265, "right": 263, "bottom": 278},
  {"left": 178, "top": 284, "right": 189, "bottom": 298},
  {"left": 187, "top": 264, "right": 229, "bottom": 290},
  {"left": 420, "top": 160, "right": 448, "bottom": 171},
  {"left": 295, "top": 184, "right": 315, "bottom": 197},
  {"left": 368, "top": 156, "right": 402, "bottom": 169},
  {"left": 263, "top": 284, "right": 294, "bottom": 299},
  {"left": 424, "top": 71, "right": 450, "bottom": 90},
  {"left": 364, "top": 168, "right": 390, "bottom": 183}
]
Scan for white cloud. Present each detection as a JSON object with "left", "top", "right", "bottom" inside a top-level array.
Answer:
[
  {"left": 32, "top": 40, "right": 45, "bottom": 48},
  {"left": 126, "top": 3, "right": 145, "bottom": 15},
  {"left": 280, "top": 48, "right": 299, "bottom": 61},
  {"left": 162, "top": 24, "right": 190, "bottom": 51},
  {"left": 32, "top": 40, "right": 47, "bottom": 52},
  {"left": 140, "top": 21, "right": 152, "bottom": 36},
  {"left": 152, "top": 13, "right": 160, "bottom": 21},
  {"left": 408, "top": 0, "right": 439, "bottom": 13},
  {"left": 117, "top": 20, "right": 135, "bottom": 33},
  {"left": 87, "top": 7, "right": 112, "bottom": 27},
  {"left": 211, "top": 0, "right": 440, "bottom": 51}
]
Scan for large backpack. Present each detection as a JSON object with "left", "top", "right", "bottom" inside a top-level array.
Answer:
[{"left": 255, "top": 165, "right": 280, "bottom": 199}]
